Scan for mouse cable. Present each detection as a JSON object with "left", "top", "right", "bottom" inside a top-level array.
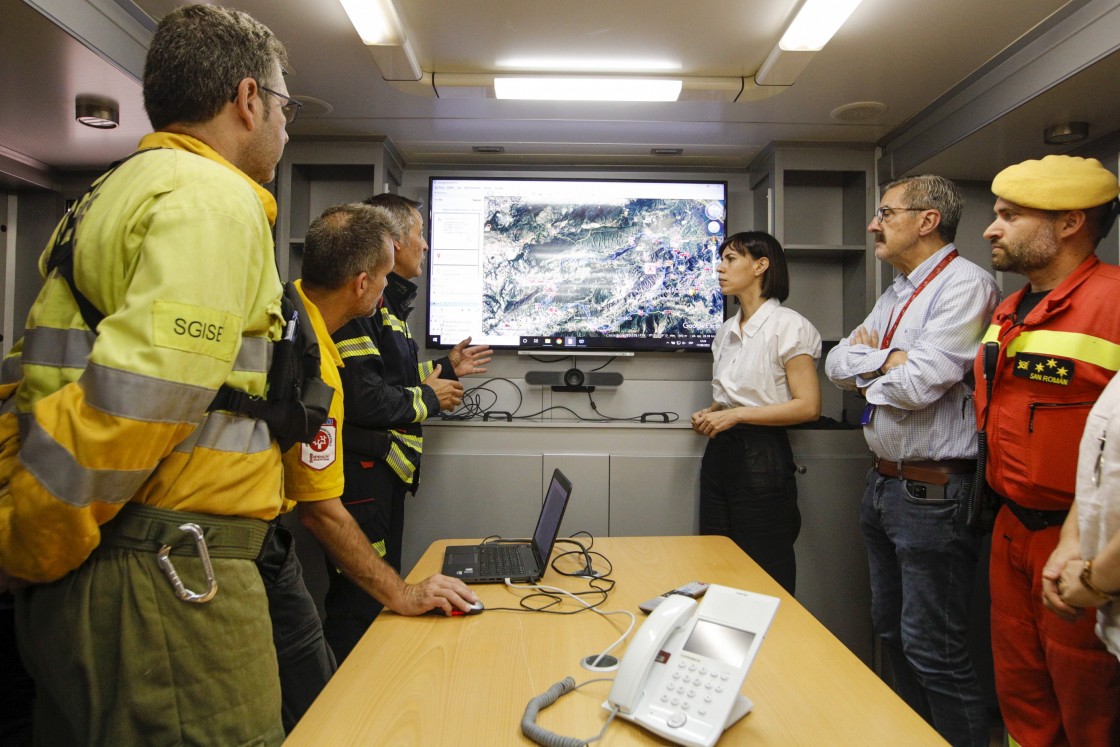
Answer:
[{"left": 505, "top": 578, "right": 636, "bottom": 667}]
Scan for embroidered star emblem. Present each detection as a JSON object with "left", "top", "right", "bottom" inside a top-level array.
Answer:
[
  {"left": 1047, "top": 358, "right": 1058, "bottom": 369},
  {"left": 1035, "top": 363, "right": 1046, "bottom": 373},
  {"left": 1057, "top": 366, "right": 1069, "bottom": 377}
]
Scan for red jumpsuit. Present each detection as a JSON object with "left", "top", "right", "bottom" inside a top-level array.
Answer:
[{"left": 975, "top": 255, "right": 1120, "bottom": 746}]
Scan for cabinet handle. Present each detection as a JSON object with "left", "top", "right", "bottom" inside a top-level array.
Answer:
[{"left": 795, "top": 464, "right": 807, "bottom": 474}]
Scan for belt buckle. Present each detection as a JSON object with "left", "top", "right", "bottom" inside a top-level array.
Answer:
[{"left": 156, "top": 523, "right": 218, "bottom": 604}]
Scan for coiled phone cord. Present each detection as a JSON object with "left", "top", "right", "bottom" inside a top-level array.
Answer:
[{"left": 521, "top": 676, "right": 619, "bottom": 747}]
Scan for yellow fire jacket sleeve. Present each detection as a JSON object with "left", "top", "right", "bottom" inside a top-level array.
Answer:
[{"left": 0, "top": 138, "right": 284, "bottom": 582}]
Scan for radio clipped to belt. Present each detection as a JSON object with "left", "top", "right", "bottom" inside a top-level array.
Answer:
[{"left": 966, "top": 341, "right": 1002, "bottom": 531}]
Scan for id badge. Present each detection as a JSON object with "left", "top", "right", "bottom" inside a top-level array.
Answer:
[{"left": 861, "top": 403, "right": 876, "bottom": 425}]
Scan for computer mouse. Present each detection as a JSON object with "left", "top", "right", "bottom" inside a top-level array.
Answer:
[
  {"left": 451, "top": 599, "right": 485, "bottom": 616},
  {"left": 428, "top": 599, "right": 484, "bottom": 616}
]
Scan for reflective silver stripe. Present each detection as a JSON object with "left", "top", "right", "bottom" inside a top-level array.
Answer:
[
  {"left": 234, "top": 336, "right": 270, "bottom": 374},
  {"left": 21, "top": 420, "right": 148, "bottom": 507},
  {"left": 82, "top": 363, "right": 216, "bottom": 423},
  {"left": 409, "top": 386, "right": 428, "bottom": 423},
  {"left": 21, "top": 327, "right": 96, "bottom": 370},
  {"left": 18, "top": 329, "right": 268, "bottom": 376},
  {"left": 173, "top": 411, "right": 273, "bottom": 455},
  {"left": 386, "top": 442, "right": 416, "bottom": 484},
  {"left": 1, "top": 354, "right": 20, "bottom": 385}
]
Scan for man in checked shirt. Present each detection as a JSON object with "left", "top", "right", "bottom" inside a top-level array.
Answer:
[{"left": 826, "top": 174, "right": 1000, "bottom": 747}]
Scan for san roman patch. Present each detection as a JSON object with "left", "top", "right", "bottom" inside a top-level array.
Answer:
[{"left": 1012, "top": 352, "right": 1075, "bottom": 386}]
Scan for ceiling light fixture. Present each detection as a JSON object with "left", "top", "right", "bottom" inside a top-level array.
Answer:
[
  {"left": 75, "top": 95, "right": 119, "bottom": 129},
  {"left": 338, "top": 0, "right": 402, "bottom": 44},
  {"left": 757, "top": 0, "right": 865, "bottom": 86},
  {"left": 494, "top": 76, "right": 683, "bottom": 102},
  {"left": 339, "top": 0, "right": 421, "bottom": 81},
  {"left": 496, "top": 57, "right": 682, "bottom": 73},
  {"left": 355, "top": 1, "right": 801, "bottom": 102},
  {"left": 1044, "top": 121, "right": 1089, "bottom": 145},
  {"left": 427, "top": 73, "right": 748, "bottom": 102}
]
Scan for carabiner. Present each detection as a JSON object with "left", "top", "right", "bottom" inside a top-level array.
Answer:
[{"left": 157, "top": 523, "right": 218, "bottom": 604}]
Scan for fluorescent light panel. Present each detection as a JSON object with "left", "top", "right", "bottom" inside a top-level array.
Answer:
[
  {"left": 339, "top": 0, "right": 404, "bottom": 45},
  {"left": 496, "top": 57, "right": 682, "bottom": 72},
  {"left": 780, "top": 0, "right": 864, "bottom": 51},
  {"left": 494, "top": 77, "right": 683, "bottom": 102}
]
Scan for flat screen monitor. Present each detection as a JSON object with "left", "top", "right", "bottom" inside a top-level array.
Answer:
[{"left": 425, "top": 177, "right": 727, "bottom": 352}]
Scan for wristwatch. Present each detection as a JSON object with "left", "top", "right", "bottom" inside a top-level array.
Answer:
[{"left": 1080, "top": 559, "right": 1119, "bottom": 601}]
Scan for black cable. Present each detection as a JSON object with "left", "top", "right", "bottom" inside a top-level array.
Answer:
[
  {"left": 439, "top": 377, "right": 524, "bottom": 421},
  {"left": 585, "top": 356, "right": 617, "bottom": 372},
  {"left": 473, "top": 534, "right": 616, "bottom": 614},
  {"left": 435, "top": 376, "right": 681, "bottom": 424},
  {"left": 584, "top": 391, "right": 680, "bottom": 423}
]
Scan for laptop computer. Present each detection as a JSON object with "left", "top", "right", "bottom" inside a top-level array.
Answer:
[{"left": 441, "top": 469, "right": 573, "bottom": 583}]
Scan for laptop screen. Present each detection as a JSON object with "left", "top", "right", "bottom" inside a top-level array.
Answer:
[{"left": 531, "top": 470, "right": 573, "bottom": 566}]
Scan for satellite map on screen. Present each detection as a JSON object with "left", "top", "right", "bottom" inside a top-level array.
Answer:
[{"left": 480, "top": 197, "right": 723, "bottom": 340}]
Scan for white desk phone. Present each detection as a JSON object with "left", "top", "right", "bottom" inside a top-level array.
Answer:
[{"left": 605, "top": 584, "right": 780, "bottom": 747}]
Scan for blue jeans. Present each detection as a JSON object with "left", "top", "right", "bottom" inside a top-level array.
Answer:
[{"left": 860, "top": 469, "right": 987, "bottom": 747}]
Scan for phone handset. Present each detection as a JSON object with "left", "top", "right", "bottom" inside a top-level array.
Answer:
[{"left": 608, "top": 594, "right": 698, "bottom": 714}]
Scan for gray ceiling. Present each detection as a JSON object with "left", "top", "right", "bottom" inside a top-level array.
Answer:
[{"left": 3, "top": 0, "right": 1119, "bottom": 191}]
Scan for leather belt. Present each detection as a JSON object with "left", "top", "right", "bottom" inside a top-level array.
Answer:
[
  {"left": 873, "top": 458, "right": 976, "bottom": 487},
  {"left": 1004, "top": 497, "right": 1068, "bottom": 532}
]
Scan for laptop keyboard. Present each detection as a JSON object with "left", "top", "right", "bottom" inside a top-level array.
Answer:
[{"left": 479, "top": 544, "right": 528, "bottom": 577}]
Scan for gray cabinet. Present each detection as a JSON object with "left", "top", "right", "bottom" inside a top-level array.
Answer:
[
  {"left": 749, "top": 143, "right": 877, "bottom": 425},
  {"left": 788, "top": 429, "right": 874, "bottom": 665},
  {"left": 275, "top": 139, "right": 404, "bottom": 281},
  {"left": 609, "top": 454, "right": 703, "bottom": 536}
]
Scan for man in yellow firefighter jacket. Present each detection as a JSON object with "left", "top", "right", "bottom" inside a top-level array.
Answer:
[{"left": 0, "top": 5, "right": 298, "bottom": 744}]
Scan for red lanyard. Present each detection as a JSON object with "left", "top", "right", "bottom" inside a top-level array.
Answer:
[{"left": 881, "top": 249, "right": 957, "bottom": 349}]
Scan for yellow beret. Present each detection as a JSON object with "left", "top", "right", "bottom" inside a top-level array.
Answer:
[{"left": 992, "top": 155, "right": 1119, "bottom": 210}]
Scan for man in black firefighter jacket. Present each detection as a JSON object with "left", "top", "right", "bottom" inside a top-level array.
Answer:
[{"left": 327, "top": 193, "right": 492, "bottom": 661}]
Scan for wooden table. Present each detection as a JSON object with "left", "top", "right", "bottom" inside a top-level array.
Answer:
[{"left": 285, "top": 536, "right": 947, "bottom": 746}]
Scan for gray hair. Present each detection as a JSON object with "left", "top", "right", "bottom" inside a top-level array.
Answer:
[
  {"left": 882, "top": 174, "right": 964, "bottom": 243},
  {"left": 143, "top": 4, "right": 288, "bottom": 130},
  {"left": 303, "top": 204, "right": 395, "bottom": 290},
  {"left": 362, "top": 193, "right": 424, "bottom": 243}
]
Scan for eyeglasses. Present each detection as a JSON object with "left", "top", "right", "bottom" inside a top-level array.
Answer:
[
  {"left": 873, "top": 206, "right": 928, "bottom": 223},
  {"left": 260, "top": 86, "right": 302, "bottom": 125}
]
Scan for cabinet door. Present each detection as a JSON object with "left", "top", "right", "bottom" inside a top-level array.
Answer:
[
  {"left": 793, "top": 455, "right": 873, "bottom": 665},
  {"left": 403, "top": 453, "right": 542, "bottom": 573},
  {"left": 543, "top": 454, "right": 609, "bottom": 543},
  {"left": 608, "top": 455, "right": 703, "bottom": 536}
]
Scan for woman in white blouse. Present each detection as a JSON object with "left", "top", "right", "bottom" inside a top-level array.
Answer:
[{"left": 691, "top": 232, "right": 822, "bottom": 593}]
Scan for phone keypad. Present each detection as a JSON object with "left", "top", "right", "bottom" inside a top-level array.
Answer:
[{"left": 662, "top": 660, "right": 733, "bottom": 719}]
